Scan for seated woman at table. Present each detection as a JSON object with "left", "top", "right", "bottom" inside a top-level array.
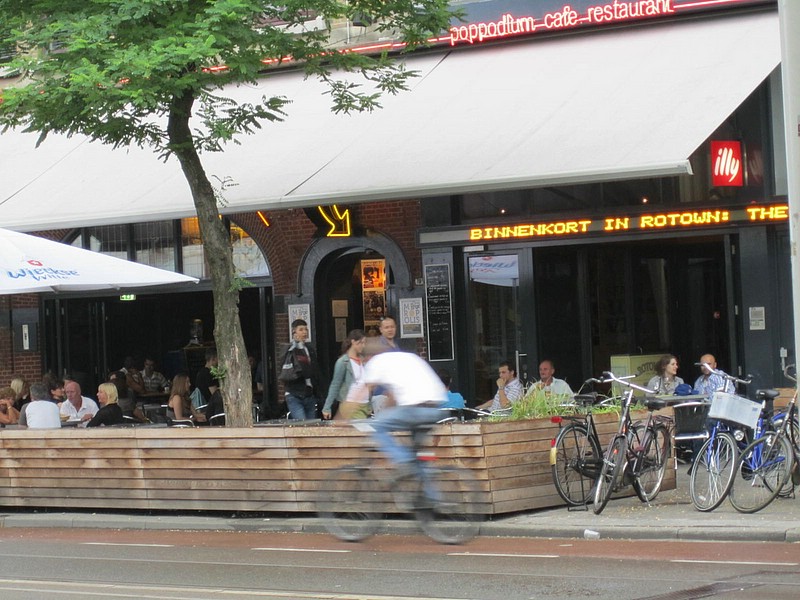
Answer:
[
  {"left": 0, "top": 386, "right": 21, "bottom": 425},
  {"left": 85, "top": 382, "right": 126, "bottom": 427},
  {"left": 167, "top": 373, "right": 207, "bottom": 424},
  {"left": 647, "top": 354, "right": 684, "bottom": 395}
]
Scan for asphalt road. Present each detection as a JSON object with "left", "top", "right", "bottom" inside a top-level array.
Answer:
[{"left": 0, "top": 528, "right": 798, "bottom": 599}]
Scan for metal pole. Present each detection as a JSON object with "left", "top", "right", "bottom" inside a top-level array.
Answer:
[{"left": 778, "top": 1, "right": 800, "bottom": 370}]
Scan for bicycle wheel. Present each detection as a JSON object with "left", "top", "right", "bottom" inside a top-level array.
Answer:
[
  {"left": 317, "top": 465, "right": 382, "bottom": 541},
  {"left": 729, "top": 432, "right": 794, "bottom": 514},
  {"left": 415, "top": 465, "right": 483, "bottom": 544},
  {"left": 689, "top": 432, "right": 737, "bottom": 512},
  {"left": 551, "top": 424, "right": 601, "bottom": 506},
  {"left": 593, "top": 435, "right": 627, "bottom": 515},
  {"left": 632, "top": 424, "right": 671, "bottom": 502}
]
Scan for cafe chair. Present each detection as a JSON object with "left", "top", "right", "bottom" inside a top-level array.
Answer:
[{"left": 209, "top": 412, "right": 226, "bottom": 426}]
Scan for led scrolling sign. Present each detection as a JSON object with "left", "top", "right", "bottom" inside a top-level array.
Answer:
[{"left": 464, "top": 204, "right": 788, "bottom": 243}]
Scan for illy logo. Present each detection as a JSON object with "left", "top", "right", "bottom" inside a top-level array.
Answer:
[{"left": 711, "top": 141, "right": 743, "bottom": 187}]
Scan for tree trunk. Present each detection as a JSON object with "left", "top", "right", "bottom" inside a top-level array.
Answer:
[{"left": 168, "top": 91, "right": 253, "bottom": 427}]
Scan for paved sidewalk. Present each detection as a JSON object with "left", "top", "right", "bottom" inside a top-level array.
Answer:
[{"left": 2, "top": 470, "right": 798, "bottom": 542}]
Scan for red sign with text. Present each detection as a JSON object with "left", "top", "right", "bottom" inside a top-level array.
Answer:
[{"left": 711, "top": 141, "right": 744, "bottom": 187}]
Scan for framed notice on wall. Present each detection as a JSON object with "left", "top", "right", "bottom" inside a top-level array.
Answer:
[
  {"left": 424, "top": 264, "right": 454, "bottom": 361},
  {"left": 399, "top": 297, "right": 424, "bottom": 339},
  {"left": 288, "top": 303, "right": 311, "bottom": 342}
]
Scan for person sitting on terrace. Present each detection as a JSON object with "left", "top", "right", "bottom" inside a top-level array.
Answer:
[
  {"left": 168, "top": 373, "right": 207, "bottom": 424},
  {"left": 647, "top": 354, "right": 684, "bottom": 395},
  {"left": 60, "top": 380, "right": 99, "bottom": 423},
  {"left": 141, "top": 357, "right": 169, "bottom": 394},
  {"left": 85, "top": 382, "right": 125, "bottom": 427},
  {"left": 42, "top": 372, "right": 65, "bottom": 402},
  {"left": 109, "top": 370, "right": 138, "bottom": 418},
  {"left": 475, "top": 361, "right": 524, "bottom": 411},
  {"left": 10, "top": 376, "right": 30, "bottom": 411},
  {"left": 18, "top": 382, "right": 61, "bottom": 429},
  {"left": 0, "top": 386, "right": 21, "bottom": 425},
  {"left": 437, "top": 369, "right": 466, "bottom": 410},
  {"left": 531, "top": 359, "right": 574, "bottom": 397},
  {"left": 120, "top": 356, "right": 146, "bottom": 397}
]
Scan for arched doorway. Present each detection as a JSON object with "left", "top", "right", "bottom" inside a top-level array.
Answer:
[{"left": 296, "top": 232, "right": 412, "bottom": 376}]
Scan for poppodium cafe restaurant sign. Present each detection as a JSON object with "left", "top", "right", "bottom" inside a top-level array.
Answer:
[{"left": 444, "top": 0, "right": 774, "bottom": 47}]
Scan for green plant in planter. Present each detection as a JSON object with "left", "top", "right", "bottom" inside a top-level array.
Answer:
[{"left": 489, "top": 387, "right": 622, "bottom": 421}]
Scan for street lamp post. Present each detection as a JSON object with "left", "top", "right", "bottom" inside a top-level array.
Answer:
[{"left": 778, "top": 1, "right": 800, "bottom": 371}]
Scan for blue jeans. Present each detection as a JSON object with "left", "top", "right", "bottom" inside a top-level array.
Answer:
[
  {"left": 286, "top": 394, "right": 318, "bottom": 420},
  {"left": 370, "top": 405, "right": 443, "bottom": 465}
]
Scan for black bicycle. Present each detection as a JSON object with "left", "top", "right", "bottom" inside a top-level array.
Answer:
[
  {"left": 550, "top": 387, "right": 612, "bottom": 506},
  {"left": 592, "top": 372, "right": 672, "bottom": 515}
]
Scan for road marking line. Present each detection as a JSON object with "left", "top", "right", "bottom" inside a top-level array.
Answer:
[
  {"left": 82, "top": 542, "right": 175, "bottom": 548},
  {"left": 0, "top": 578, "right": 465, "bottom": 599},
  {"left": 252, "top": 547, "right": 351, "bottom": 553},
  {"left": 670, "top": 559, "right": 798, "bottom": 566},
  {"left": 448, "top": 552, "right": 560, "bottom": 558}
]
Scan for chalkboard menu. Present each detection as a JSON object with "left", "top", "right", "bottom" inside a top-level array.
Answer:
[{"left": 424, "top": 264, "right": 454, "bottom": 361}]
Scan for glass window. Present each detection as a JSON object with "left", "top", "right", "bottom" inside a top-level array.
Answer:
[
  {"left": 88, "top": 224, "right": 128, "bottom": 260},
  {"left": 134, "top": 221, "right": 175, "bottom": 271},
  {"left": 181, "top": 217, "right": 207, "bottom": 279},
  {"left": 231, "top": 223, "right": 269, "bottom": 277}
]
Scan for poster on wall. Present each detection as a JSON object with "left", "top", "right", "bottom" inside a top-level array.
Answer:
[
  {"left": 361, "top": 258, "right": 386, "bottom": 334},
  {"left": 288, "top": 303, "right": 311, "bottom": 342},
  {"left": 399, "top": 297, "right": 424, "bottom": 339}
]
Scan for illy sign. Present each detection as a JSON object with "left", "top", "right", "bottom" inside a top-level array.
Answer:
[{"left": 711, "top": 141, "right": 744, "bottom": 187}]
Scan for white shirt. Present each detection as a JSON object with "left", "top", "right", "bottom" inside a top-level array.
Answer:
[
  {"left": 490, "top": 377, "right": 524, "bottom": 411},
  {"left": 534, "top": 377, "right": 574, "bottom": 397},
  {"left": 60, "top": 396, "right": 99, "bottom": 421},
  {"left": 363, "top": 352, "right": 446, "bottom": 406},
  {"left": 21, "top": 400, "right": 62, "bottom": 429}
]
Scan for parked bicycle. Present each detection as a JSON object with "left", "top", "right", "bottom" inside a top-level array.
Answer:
[
  {"left": 317, "top": 420, "right": 483, "bottom": 544},
  {"left": 687, "top": 368, "right": 759, "bottom": 512},
  {"left": 549, "top": 385, "right": 615, "bottom": 507},
  {"left": 592, "top": 371, "right": 672, "bottom": 515},
  {"left": 727, "top": 365, "right": 799, "bottom": 513}
]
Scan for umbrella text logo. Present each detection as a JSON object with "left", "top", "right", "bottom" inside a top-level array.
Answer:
[{"left": 6, "top": 267, "right": 79, "bottom": 281}]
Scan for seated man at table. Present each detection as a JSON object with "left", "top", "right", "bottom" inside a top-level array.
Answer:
[
  {"left": 531, "top": 359, "right": 574, "bottom": 398},
  {"left": 476, "top": 361, "right": 524, "bottom": 412},
  {"left": 18, "top": 382, "right": 61, "bottom": 429},
  {"left": 141, "top": 357, "right": 170, "bottom": 394},
  {"left": 60, "top": 380, "right": 99, "bottom": 422}
]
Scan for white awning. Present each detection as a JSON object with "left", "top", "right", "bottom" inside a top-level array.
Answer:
[{"left": 0, "top": 11, "right": 780, "bottom": 232}]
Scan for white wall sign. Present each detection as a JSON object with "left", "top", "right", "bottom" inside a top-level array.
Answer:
[{"left": 288, "top": 303, "right": 312, "bottom": 341}]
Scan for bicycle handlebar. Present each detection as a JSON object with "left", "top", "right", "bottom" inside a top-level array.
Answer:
[
  {"left": 784, "top": 363, "right": 797, "bottom": 384},
  {"left": 695, "top": 363, "right": 752, "bottom": 386},
  {"left": 598, "top": 371, "right": 658, "bottom": 395}
]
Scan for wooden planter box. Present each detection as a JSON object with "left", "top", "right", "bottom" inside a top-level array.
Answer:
[{"left": 0, "top": 412, "right": 675, "bottom": 515}]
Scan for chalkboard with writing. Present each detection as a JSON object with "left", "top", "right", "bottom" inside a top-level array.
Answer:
[{"left": 424, "top": 264, "right": 454, "bottom": 361}]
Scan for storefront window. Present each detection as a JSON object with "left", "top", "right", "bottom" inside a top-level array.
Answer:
[
  {"left": 231, "top": 223, "right": 269, "bottom": 277},
  {"left": 134, "top": 221, "right": 175, "bottom": 271},
  {"left": 181, "top": 217, "right": 208, "bottom": 279},
  {"left": 87, "top": 224, "right": 129, "bottom": 260}
]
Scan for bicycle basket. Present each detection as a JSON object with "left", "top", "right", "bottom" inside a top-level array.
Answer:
[
  {"left": 672, "top": 401, "right": 710, "bottom": 438},
  {"left": 708, "top": 392, "right": 760, "bottom": 430}
]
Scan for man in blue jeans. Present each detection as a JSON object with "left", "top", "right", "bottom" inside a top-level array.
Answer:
[{"left": 351, "top": 341, "right": 446, "bottom": 473}]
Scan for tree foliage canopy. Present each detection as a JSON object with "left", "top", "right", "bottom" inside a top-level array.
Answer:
[
  {"left": 0, "top": 0, "right": 456, "bottom": 153},
  {"left": 0, "top": 0, "right": 455, "bottom": 427}
]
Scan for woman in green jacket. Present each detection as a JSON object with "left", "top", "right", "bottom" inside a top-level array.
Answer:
[{"left": 322, "top": 329, "right": 368, "bottom": 420}]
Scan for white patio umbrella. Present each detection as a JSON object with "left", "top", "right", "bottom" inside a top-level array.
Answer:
[{"left": 0, "top": 227, "right": 198, "bottom": 294}]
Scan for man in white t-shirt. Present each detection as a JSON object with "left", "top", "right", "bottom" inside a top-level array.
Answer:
[
  {"left": 532, "top": 359, "right": 574, "bottom": 397},
  {"left": 356, "top": 343, "right": 446, "bottom": 469},
  {"left": 18, "top": 383, "right": 61, "bottom": 429},
  {"left": 60, "top": 380, "right": 99, "bottom": 423}
]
